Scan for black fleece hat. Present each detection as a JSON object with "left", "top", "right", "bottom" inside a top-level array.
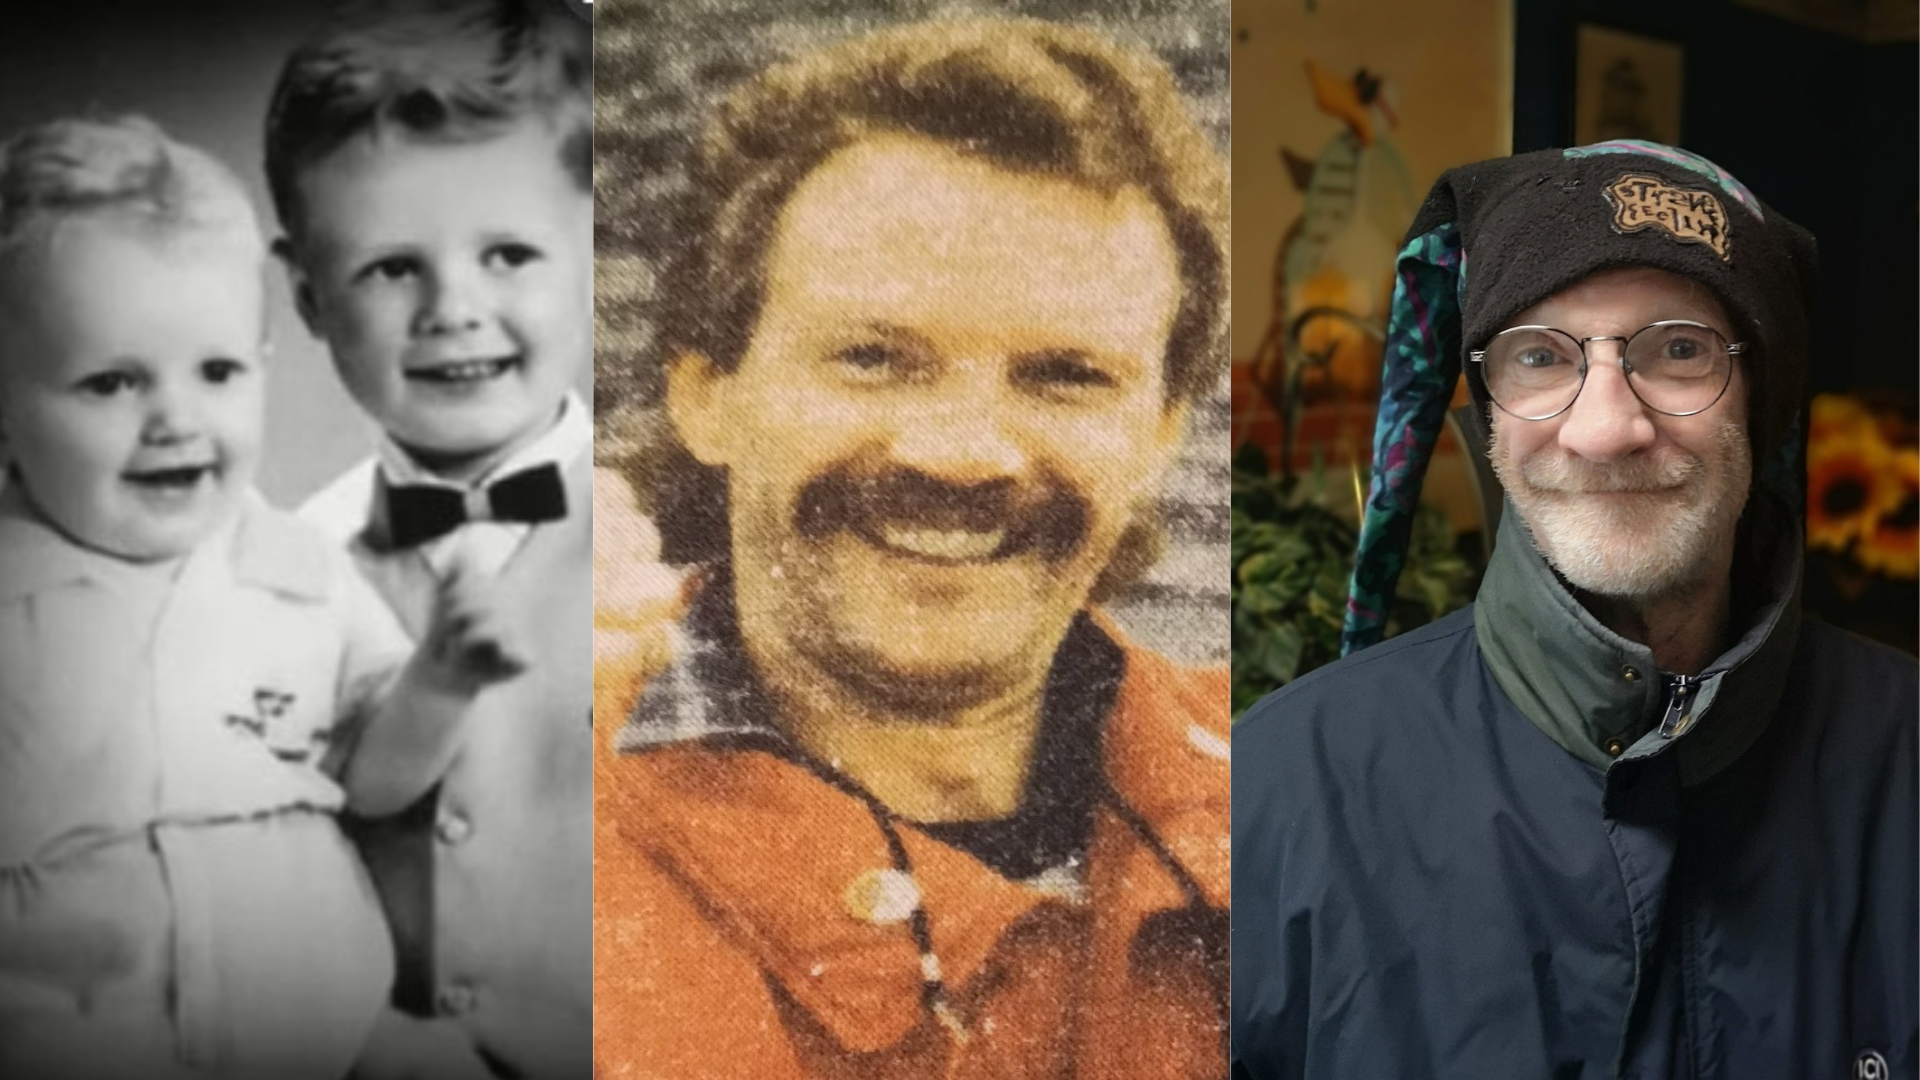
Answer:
[
  {"left": 1451, "top": 142, "right": 1818, "bottom": 460},
  {"left": 1341, "top": 140, "right": 1819, "bottom": 654}
]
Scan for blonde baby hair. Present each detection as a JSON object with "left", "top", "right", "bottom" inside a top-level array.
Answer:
[{"left": 0, "top": 115, "right": 263, "bottom": 269}]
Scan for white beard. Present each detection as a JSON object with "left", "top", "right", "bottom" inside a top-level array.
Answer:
[{"left": 1491, "top": 419, "right": 1751, "bottom": 600}]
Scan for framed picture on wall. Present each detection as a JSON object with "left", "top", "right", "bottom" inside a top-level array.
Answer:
[{"left": 1574, "top": 24, "right": 1684, "bottom": 147}]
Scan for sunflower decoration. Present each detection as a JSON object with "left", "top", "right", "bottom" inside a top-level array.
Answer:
[
  {"left": 1856, "top": 447, "right": 1920, "bottom": 580},
  {"left": 1805, "top": 392, "right": 1919, "bottom": 580},
  {"left": 1806, "top": 396, "right": 1892, "bottom": 551},
  {"left": 1808, "top": 392, "right": 1878, "bottom": 444}
]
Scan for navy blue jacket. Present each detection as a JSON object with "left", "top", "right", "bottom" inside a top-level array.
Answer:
[{"left": 1233, "top": 506, "right": 1917, "bottom": 1079}]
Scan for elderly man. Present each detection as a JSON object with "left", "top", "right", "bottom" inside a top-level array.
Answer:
[
  {"left": 1233, "top": 142, "right": 1917, "bottom": 1078},
  {"left": 593, "top": 17, "right": 1230, "bottom": 1079}
]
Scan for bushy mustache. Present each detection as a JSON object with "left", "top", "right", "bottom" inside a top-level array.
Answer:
[
  {"left": 793, "top": 465, "right": 1090, "bottom": 562},
  {"left": 1521, "top": 446, "right": 1705, "bottom": 494}
]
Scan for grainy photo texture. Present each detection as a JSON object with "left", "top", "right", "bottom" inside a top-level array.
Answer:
[
  {"left": 0, "top": 1, "right": 594, "bottom": 1077},
  {"left": 591, "top": 1, "right": 1232, "bottom": 1076}
]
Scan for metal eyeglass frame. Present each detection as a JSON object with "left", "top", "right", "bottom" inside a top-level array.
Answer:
[{"left": 1468, "top": 319, "right": 1747, "bottom": 421}]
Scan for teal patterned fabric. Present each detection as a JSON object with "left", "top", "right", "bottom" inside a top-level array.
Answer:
[
  {"left": 1341, "top": 223, "right": 1464, "bottom": 655},
  {"left": 1562, "top": 140, "right": 1764, "bottom": 221}
]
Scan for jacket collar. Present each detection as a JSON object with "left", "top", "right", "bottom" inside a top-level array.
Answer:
[
  {"left": 604, "top": 586, "right": 1229, "bottom": 1051},
  {"left": 1475, "top": 491, "right": 1802, "bottom": 785},
  {"left": 0, "top": 485, "right": 330, "bottom": 606}
]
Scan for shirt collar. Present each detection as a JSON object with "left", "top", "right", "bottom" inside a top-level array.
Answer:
[
  {"left": 375, "top": 391, "right": 590, "bottom": 491},
  {"left": 0, "top": 485, "right": 330, "bottom": 605},
  {"left": 1474, "top": 490, "right": 1802, "bottom": 785},
  {"left": 0, "top": 483, "right": 146, "bottom": 602},
  {"left": 228, "top": 492, "right": 336, "bottom": 601},
  {"left": 616, "top": 573, "right": 793, "bottom": 752}
]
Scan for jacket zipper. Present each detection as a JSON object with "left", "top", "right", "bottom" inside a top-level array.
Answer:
[
  {"left": 1679, "top": 874, "right": 1704, "bottom": 1078},
  {"left": 1663, "top": 673, "right": 1707, "bottom": 1074},
  {"left": 1658, "top": 673, "right": 1700, "bottom": 738}
]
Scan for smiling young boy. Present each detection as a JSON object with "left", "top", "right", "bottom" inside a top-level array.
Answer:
[
  {"left": 265, "top": 1, "right": 592, "bottom": 1076},
  {"left": 0, "top": 114, "right": 527, "bottom": 1080}
]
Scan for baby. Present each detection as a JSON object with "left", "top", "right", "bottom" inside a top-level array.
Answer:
[{"left": 0, "top": 116, "right": 516, "bottom": 1079}]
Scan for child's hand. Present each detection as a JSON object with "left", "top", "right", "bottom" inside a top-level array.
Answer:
[
  {"left": 346, "top": 548, "right": 534, "bottom": 816},
  {"left": 422, "top": 551, "right": 530, "bottom": 691},
  {"left": 350, "top": 1008, "right": 493, "bottom": 1080},
  {"left": 593, "top": 467, "right": 688, "bottom": 739}
]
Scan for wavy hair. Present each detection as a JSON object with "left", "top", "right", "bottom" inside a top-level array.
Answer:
[
  {"left": 264, "top": 0, "right": 589, "bottom": 239},
  {"left": 632, "top": 18, "right": 1226, "bottom": 572}
]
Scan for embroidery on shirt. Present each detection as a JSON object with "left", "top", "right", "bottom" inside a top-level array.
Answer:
[{"left": 224, "top": 687, "right": 321, "bottom": 762}]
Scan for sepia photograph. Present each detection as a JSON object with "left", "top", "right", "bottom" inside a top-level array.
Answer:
[
  {"left": 590, "top": 0, "right": 1231, "bottom": 1075},
  {"left": 0, "top": 1, "right": 593, "bottom": 1076}
]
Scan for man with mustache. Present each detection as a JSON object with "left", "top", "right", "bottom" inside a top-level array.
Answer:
[
  {"left": 1233, "top": 143, "right": 1917, "bottom": 1078},
  {"left": 593, "top": 17, "right": 1230, "bottom": 1079}
]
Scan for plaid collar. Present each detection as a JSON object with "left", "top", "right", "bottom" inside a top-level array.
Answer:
[{"left": 616, "top": 573, "right": 783, "bottom": 752}]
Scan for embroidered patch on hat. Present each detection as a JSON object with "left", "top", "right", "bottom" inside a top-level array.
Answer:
[{"left": 1602, "top": 173, "right": 1731, "bottom": 262}]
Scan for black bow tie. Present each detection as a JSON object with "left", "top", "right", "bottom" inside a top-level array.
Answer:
[{"left": 385, "top": 463, "right": 568, "bottom": 548}]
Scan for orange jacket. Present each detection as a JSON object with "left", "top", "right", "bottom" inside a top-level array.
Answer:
[{"left": 593, "top": 629, "right": 1229, "bottom": 1079}]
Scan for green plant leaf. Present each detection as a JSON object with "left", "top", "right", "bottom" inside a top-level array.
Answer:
[{"left": 1231, "top": 460, "right": 1480, "bottom": 718}]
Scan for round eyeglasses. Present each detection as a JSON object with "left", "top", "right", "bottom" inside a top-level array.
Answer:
[{"left": 1469, "top": 320, "right": 1746, "bottom": 421}]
